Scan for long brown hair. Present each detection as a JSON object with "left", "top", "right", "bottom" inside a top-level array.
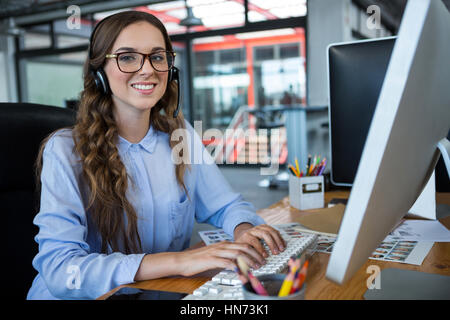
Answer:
[{"left": 36, "top": 11, "right": 188, "bottom": 254}]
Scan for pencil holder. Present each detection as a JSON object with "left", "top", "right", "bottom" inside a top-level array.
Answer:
[
  {"left": 242, "top": 274, "right": 306, "bottom": 300},
  {"left": 289, "top": 175, "right": 324, "bottom": 210}
]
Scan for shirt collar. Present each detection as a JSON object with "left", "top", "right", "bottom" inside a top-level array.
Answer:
[{"left": 118, "top": 125, "right": 158, "bottom": 154}]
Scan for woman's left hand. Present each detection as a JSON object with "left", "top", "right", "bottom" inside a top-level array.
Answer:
[{"left": 233, "top": 223, "right": 286, "bottom": 262}]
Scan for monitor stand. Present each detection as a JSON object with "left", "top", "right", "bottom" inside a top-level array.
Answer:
[
  {"left": 364, "top": 268, "right": 450, "bottom": 300},
  {"left": 364, "top": 139, "right": 450, "bottom": 300},
  {"left": 437, "top": 138, "right": 450, "bottom": 178},
  {"left": 408, "top": 138, "right": 450, "bottom": 220}
]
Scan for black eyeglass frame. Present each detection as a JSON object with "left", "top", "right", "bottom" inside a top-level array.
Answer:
[{"left": 105, "top": 50, "right": 176, "bottom": 73}]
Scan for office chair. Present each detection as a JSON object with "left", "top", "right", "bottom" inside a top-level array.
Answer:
[{"left": 0, "top": 102, "right": 75, "bottom": 299}]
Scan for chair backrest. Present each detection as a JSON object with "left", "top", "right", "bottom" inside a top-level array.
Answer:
[{"left": 0, "top": 102, "right": 76, "bottom": 299}]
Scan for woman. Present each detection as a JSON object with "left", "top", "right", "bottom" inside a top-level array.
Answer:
[{"left": 27, "top": 11, "right": 285, "bottom": 300}]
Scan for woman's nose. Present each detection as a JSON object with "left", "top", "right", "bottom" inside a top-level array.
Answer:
[{"left": 139, "top": 56, "right": 155, "bottom": 74}]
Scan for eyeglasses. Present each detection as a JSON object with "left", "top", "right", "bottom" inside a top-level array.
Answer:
[{"left": 105, "top": 50, "right": 176, "bottom": 73}]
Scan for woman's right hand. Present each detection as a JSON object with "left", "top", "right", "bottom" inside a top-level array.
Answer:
[{"left": 175, "top": 240, "right": 266, "bottom": 277}]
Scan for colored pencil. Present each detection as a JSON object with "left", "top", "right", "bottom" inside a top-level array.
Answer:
[
  {"left": 237, "top": 257, "right": 268, "bottom": 296},
  {"left": 318, "top": 158, "right": 327, "bottom": 176},
  {"left": 306, "top": 154, "right": 311, "bottom": 175},
  {"left": 278, "top": 258, "right": 301, "bottom": 297},
  {"left": 247, "top": 272, "right": 269, "bottom": 296},
  {"left": 288, "top": 165, "right": 297, "bottom": 176},
  {"left": 295, "top": 158, "right": 300, "bottom": 176},
  {"left": 313, "top": 158, "right": 325, "bottom": 176},
  {"left": 289, "top": 268, "right": 301, "bottom": 294},
  {"left": 290, "top": 260, "right": 309, "bottom": 294},
  {"left": 288, "top": 164, "right": 299, "bottom": 177},
  {"left": 234, "top": 267, "right": 248, "bottom": 286}
]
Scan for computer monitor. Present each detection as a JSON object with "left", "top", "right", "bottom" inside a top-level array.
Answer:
[
  {"left": 328, "top": 36, "right": 450, "bottom": 192},
  {"left": 327, "top": 37, "right": 395, "bottom": 187},
  {"left": 326, "top": 0, "right": 450, "bottom": 285}
]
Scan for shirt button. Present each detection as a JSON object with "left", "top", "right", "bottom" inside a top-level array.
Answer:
[{"left": 130, "top": 144, "right": 139, "bottom": 152}]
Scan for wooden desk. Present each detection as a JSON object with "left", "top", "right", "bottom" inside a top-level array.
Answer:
[{"left": 98, "top": 191, "right": 450, "bottom": 300}]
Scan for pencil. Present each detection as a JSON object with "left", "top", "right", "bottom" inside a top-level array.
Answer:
[
  {"left": 234, "top": 267, "right": 248, "bottom": 286},
  {"left": 237, "top": 257, "right": 268, "bottom": 296},
  {"left": 288, "top": 165, "right": 297, "bottom": 176},
  {"left": 288, "top": 164, "right": 299, "bottom": 177},
  {"left": 318, "top": 158, "right": 327, "bottom": 176},
  {"left": 278, "top": 258, "right": 301, "bottom": 297},
  {"left": 306, "top": 154, "right": 311, "bottom": 175},
  {"left": 308, "top": 162, "right": 315, "bottom": 176},
  {"left": 290, "top": 260, "right": 309, "bottom": 294},
  {"left": 247, "top": 272, "right": 269, "bottom": 296},
  {"left": 289, "top": 268, "right": 301, "bottom": 294},
  {"left": 295, "top": 158, "right": 300, "bottom": 176},
  {"left": 313, "top": 159, "right": 324, "bottom": 176}
]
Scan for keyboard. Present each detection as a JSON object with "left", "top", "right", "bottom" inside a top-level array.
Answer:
[{"left": 183, "top": 229, "right": 318, "bottom": 300}]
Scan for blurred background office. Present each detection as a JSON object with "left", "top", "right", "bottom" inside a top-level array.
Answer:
[{"left": 2, "top": 0, "right": 447, "bottom": 243}]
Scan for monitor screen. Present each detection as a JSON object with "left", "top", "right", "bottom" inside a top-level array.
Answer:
[
  {"left": 328, "top": 37, "right": 450, "bottom": 191},
  {"left": 328, "top": 37, "right": 395, "bottom": 186}
]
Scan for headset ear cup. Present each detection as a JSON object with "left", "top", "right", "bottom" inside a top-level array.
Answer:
[
  {"left": 168, "top": 68, "right": 173, "bottom": 83},
  {"left": 94, "top": 68, "right": 110, "bottom": 95},
  {"left": 168, "top": 67, "right": 179, "bottom": 84}
]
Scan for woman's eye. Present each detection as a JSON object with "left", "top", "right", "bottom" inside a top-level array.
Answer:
[
  {"left": 119, "top": 54, "right": 136, "bottom": 62},
  {"left": 151, "top": 54, "right": 165, "bottom": 62}
]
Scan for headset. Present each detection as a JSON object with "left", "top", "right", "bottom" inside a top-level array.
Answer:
[{"left": 88, "top": 13, "right": 181, "bottom": 118}]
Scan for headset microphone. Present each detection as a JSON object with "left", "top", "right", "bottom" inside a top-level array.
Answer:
[{"left": 170, "top": 67, "right": 180, "bottom": 118}]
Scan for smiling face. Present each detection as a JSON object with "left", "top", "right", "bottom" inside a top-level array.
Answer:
[{"left": 103, "top": 21, "right": 169, "bottom": 118}]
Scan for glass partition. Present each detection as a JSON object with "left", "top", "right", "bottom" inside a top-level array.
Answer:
[
  {"left": 21, "top": 51, "right": 85, "bottom": 107},
  {"left": 192, "top": 27, "right": 306, "bottom": 130}
]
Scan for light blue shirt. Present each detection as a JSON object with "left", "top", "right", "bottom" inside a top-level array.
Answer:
[{"left": 27, "top": 121, "right": 264, "bottom": 300}]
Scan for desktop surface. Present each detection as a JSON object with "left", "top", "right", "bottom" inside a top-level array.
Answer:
[{"left": 98, "top": 190, "right": 450, "bottom": 300}]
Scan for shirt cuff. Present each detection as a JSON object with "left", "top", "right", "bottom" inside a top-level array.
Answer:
[
  {"left": 114, "top": 253, "right": 146, "bottom": 286},
  {"left": 223, "top": 213, "right": 266, "bottom": 240}
]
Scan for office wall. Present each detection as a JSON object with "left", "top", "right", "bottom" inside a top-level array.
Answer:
[
  {"left": 304, "top": 0, "right": 352, "bottom": 168},
  {"left": 307, "top": 0, "right": 353, "bottom": 107},
  {"left": 307, "top": 0, "right": 392, "bottom": 107}
]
